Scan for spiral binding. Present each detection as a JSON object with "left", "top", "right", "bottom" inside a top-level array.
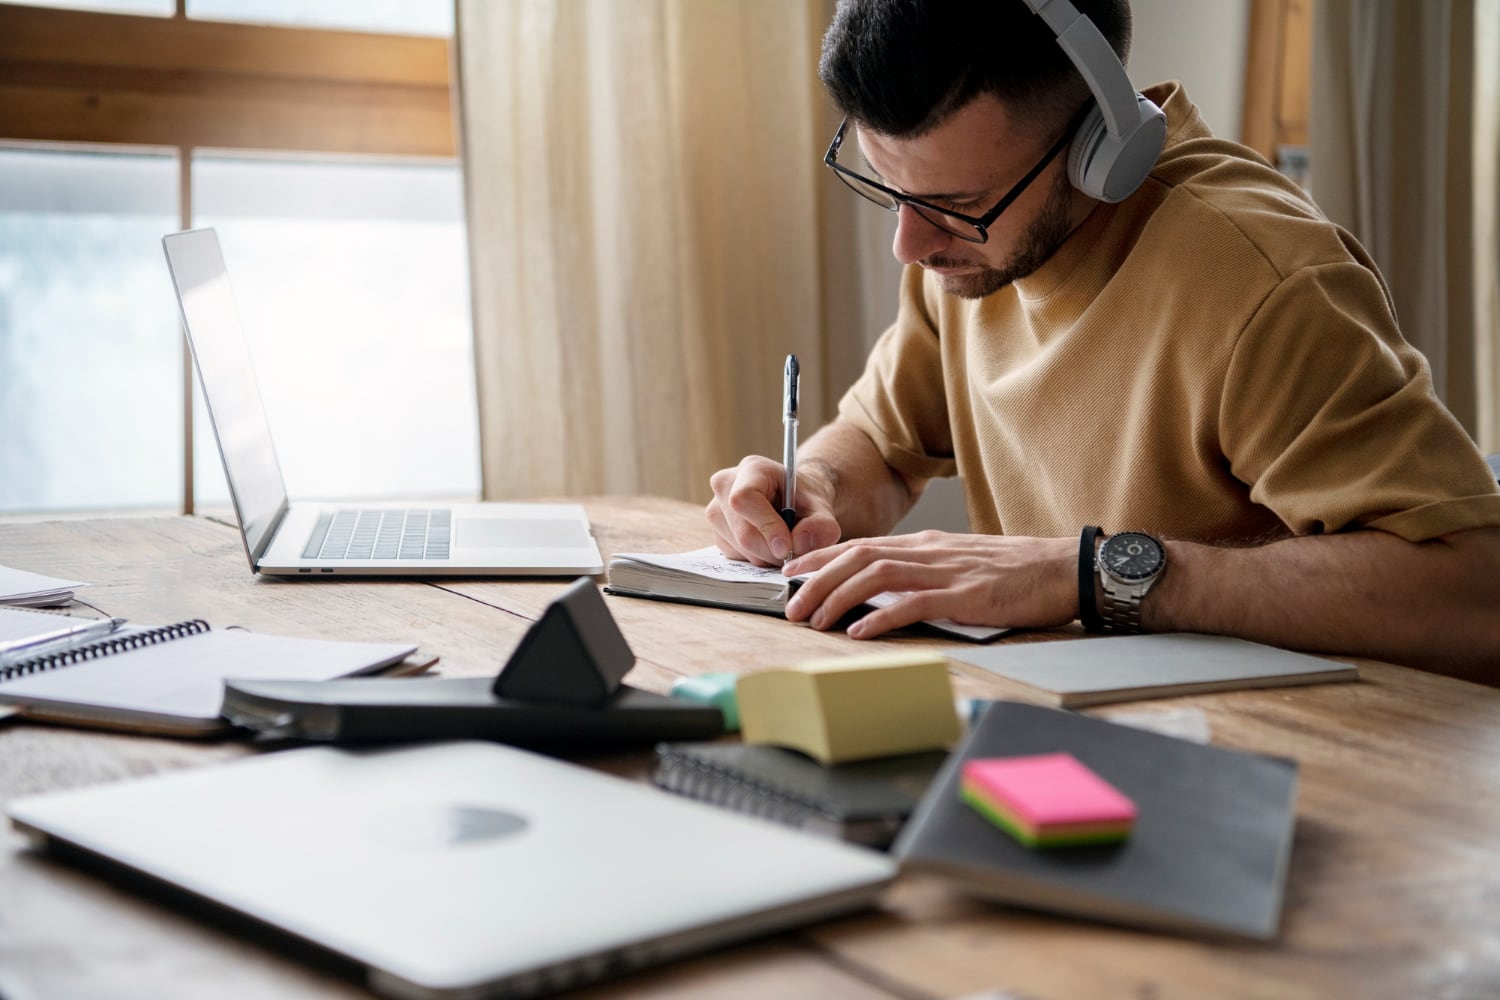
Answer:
[
  {"left": 0, "top": 618, "right": 211, "bottom": 682},
  {"left": 653, "top": 748, "right": 821, "bottom": 828}
]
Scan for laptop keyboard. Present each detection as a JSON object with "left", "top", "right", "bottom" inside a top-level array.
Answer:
[{"left": 302, "top": 509, "right": 452, "bottom": 560}]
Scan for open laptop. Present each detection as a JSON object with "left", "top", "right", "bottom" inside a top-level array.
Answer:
[
  {"left": 162, "top": 228, "right": 603, "bottom": 577},
  {"left": 8, "top": 741, "right": 896, "bottom": 999}
]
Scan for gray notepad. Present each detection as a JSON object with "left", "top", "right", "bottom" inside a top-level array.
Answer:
[{"left": 948, "top": 633, "right": 1358, "bottom": 708}]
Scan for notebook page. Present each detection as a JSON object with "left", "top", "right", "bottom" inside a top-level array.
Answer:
[{"left": 0, "top": 607, "right": 74, "bottom": 645}]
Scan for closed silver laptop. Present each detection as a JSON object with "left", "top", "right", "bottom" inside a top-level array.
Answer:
[
  {"left": 162, "top": 228, "right": 603, "bottom": 577},
  {"left": 9, "top": 741, "right": 896, "bottom": 999}
]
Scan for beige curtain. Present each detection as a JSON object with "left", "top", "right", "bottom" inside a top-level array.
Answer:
[
  {"left": 454, "top": 0, "right": 892, "bottom": 502},
  {"left": 1310, "top": 0, "right": 1500, "bottom": 453}
]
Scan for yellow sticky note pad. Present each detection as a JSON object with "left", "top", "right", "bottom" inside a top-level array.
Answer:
[{"left": 736, "top": 651, "right": 960, "bottom": 764}]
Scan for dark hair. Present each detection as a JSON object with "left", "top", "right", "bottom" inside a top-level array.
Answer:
[{"left": 819, "top": 0, "right": 1132, "bottom": 137}]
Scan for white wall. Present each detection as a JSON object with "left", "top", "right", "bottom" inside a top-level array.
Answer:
[
  {"left": 1128, "top": 0, "right": 1250, "bottom": 141},
  {"left": 894, "top": 0, "right": 1252, "bottom": 536}
]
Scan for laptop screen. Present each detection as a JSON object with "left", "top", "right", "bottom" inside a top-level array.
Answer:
[{"left": 163, "top": 229, "right": 289, "bottom": 561}]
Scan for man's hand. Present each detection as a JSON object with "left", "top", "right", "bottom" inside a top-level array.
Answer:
[
  {"left": 782, "top": 530, "right": 1077, "bottom": 638},
  {"left": 706, "top": 456, "right": 841, "bottom": 566}
]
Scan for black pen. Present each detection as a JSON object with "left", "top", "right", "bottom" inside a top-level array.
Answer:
[{"left": 780, "top": 354, "right": 799, "bottom": 532}]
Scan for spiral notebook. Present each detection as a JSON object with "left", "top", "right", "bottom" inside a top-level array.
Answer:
[
  {"left": 653, "top": 741, "right": 949, "bottom": 848},
  {"left": 0, "top": 613, "right": 422, "bottom": 736}
]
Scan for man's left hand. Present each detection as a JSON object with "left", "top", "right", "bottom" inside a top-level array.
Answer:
[{"left": 782, "top": 530, "right": 1078, "bottom": 639}]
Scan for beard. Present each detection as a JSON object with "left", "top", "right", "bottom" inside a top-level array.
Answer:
[{"left": 924, "top": 168, "right": 1076, "bottom": 300}]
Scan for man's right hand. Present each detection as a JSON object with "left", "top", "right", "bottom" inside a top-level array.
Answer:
[{"left": 707, "top": 455, "right": 841, "bottom": 567}]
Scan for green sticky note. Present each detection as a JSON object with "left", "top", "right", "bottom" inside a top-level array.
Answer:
[{"left": 671, "top": 672, "right": 740, "bottom": 732}]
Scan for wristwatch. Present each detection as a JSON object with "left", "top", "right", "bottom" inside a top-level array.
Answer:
[{"left": 1096, "top": 531, "right": 1166, "bottom": 634}]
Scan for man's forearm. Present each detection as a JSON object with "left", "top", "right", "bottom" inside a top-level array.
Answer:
[
  {"left": 1143, "top": 526, "right": 1500, "bottom": 681},
  {"left": 799, "top": 419, "right": 925, "bottom": 540}
]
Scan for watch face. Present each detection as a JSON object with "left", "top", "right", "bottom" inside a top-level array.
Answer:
[{"left": 1100, "top": 532, "right": 1164, "bottom": 582}]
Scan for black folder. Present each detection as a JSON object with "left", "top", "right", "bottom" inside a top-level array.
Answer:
[{"left": 221, "top": 677, "right": 724, "bottom": 746}]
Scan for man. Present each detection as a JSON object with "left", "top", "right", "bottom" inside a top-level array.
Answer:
[{"left": 706, "top": 0, "right": 1500, "bottom": 679}]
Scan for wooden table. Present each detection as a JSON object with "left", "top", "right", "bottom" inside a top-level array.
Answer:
[{"left": 3, "top": 496, "right": 1499, "bottom": 1000}]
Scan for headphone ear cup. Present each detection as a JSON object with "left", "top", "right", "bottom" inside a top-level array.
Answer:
[
  {"left": 1065, "top": 104, "right": 1109, "bottom": 199},
  {"left": 1066, "top": 95, "right": 1168, "bottom": 203}
]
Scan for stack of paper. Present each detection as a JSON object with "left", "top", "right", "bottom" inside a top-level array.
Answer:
[{"left": 0, "top": 563, "right": 84, "bottom": 608}]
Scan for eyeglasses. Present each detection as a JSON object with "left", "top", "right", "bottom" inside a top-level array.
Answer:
[{"left": 823, "top": 113, "right": 1079, "bottom": 244}]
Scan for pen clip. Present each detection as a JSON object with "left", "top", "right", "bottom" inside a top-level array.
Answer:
[
  {"left": 780, "top": 354, "right": 800, "bottom": 533},
  {"left": 783, "top": 354, "right": 799, "bottom": 422}
]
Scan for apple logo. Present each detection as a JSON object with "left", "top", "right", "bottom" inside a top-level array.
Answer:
[{"left": 366, "top": 803, "right": 529, "bottom": 850}]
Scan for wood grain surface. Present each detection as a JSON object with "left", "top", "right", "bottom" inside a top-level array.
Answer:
[{"left": 3, "top": 497, "right": 1498, "bottom": 1000}]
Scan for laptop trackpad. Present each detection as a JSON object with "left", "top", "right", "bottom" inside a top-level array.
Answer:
[{"left": 455, "top": 518, "right": 590, "bottom": 549}]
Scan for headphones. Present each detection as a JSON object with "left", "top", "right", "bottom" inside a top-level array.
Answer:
[{"left": 1020, "top": 0, "right": 1166, "bottom": 203}]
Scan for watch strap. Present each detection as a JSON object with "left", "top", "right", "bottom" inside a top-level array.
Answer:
[
  {"left": 1079, "top": 525, "right": 1105, "bottom": 633},
  {"left": 1099, "top": 585, "right": 1146, "bottom": 634}
]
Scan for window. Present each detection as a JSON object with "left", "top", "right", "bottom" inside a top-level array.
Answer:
[
  {"left": 4, "top": 0, "right": 171, "bottom": 14},
  {"left": 2, "top": 0, "right": 451, "bottom": 33},
  {"left": 0, "top": 147, "right": 180, "bottom": 511},
  {"left": 192, "top": 155, "right": 474, "bottom": 504},
  {"left": 0, "top": 2, "right": 468, "bottom": 514},
  {"left": 186, "top": 0, "right": 452, "bottom": 36}
]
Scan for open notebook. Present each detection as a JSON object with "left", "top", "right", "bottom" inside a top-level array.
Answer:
[
  {"left": 0, "top": 607, "right": 422, "bottom": 736},
  {"left": 606, "top": 547, "right": 1009, "bottom": 642}
]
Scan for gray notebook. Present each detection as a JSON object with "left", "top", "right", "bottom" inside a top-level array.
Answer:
[
  {"left": 893, "top": 700, "right": 1299, "bottom": 940},
  {"left": 948, "top": 633, "right": 1358, "bottom": 708}
]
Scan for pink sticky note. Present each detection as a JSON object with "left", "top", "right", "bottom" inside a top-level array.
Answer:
[{"left": 961, "top": 753, "right": 1137, "bottom": 830}]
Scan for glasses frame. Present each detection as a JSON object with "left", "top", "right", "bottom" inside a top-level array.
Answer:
[{"left": 823, "top": 111, "right": 1081, "bottom": 244}]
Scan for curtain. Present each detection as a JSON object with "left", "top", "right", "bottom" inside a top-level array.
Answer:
[
  {"left": 454, "top": 0, "right": 893, "bottom": 502},
  {"left": 1310, "top": 0, "right": 1500, "bottom": 453}
]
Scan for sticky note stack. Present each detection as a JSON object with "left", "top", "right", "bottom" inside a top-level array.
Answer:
[
  {"left": 736, "top": 651, "right": 959, "bottom": 764},
  {"left": 960, "top": 752, "right": 1137, "bottom": 848}
]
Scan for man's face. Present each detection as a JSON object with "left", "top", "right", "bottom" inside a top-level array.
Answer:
[{"left": 856, "top": 94, "right": 1087, "bottom": 299}]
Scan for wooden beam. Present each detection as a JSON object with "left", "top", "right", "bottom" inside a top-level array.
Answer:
[
  {"left": 0, "top": 4, "right": 450, "bottom": 86},
  {"left": 1240, "top": 0, "right": 1313, "bottom": 162},
  {"left": 1240, "top": 0, "right": 1287, "bottom": 160},
  {"left": 0, "top": 3, "right": 454, "bottom": 156},
  {"left": 0, "top": 78, "right": 453, "bottom": 156},
  {"left": 1276, "top": 0, "right": 1313, "bottom": 150}
]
